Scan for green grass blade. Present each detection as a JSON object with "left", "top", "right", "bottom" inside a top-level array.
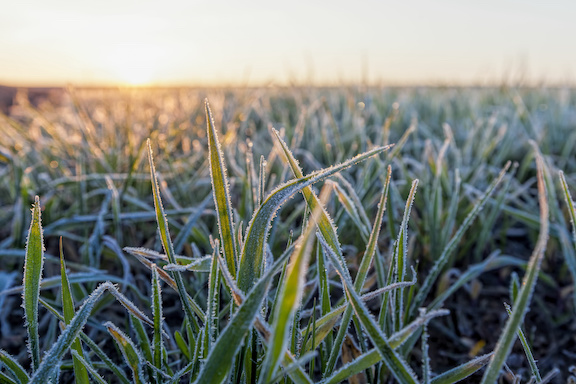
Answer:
[
  {"left": 30, "top": 282, "right": 115, "bottom": 382},
  {"left": 394, "top": 179, "right": 418, "bottom": 331},
  {"left": 481, "top": 146, "right": 549, "bottom": 384},
  {"left": 559, "top": 171, "right": 576, "bottom": 245},
  {"left": 204, "top": 241, "right": 220, "bottom": 355},
  {"left": 0, "top": 350, "right": 30, "bottom": 384},
  {"left": 147, "top": 139, "right": 201, "bottom": 328},
  {"left": 105, "top": 322, "right": 146, "bottom": 384},
  {"left": 238, "top": 141, "right": 390, "bottom": 292},
  {"left": 431, "top": 353, "right": 493, "bottom": 384},
  {"left": 414, "top": 161, "right": 511, "bottom": 310},
  {"left": 59, "top": 238, "right": 90, "bottom": 384},
  {"left": 23, "top": 195, "right": 45, "bottom": 370},
  {"left": 206, "top": 101, "right": 239, "bottom": 277},
  {"left": 318, "top": 235, "right": 419, "bottom": 384},
  {"left": 151, "top": 265, "right": 164, "bottom": 378},
  {"left": 259, "top": 212, "right": 317, "bottom": 383},
  {"left": 504, "top": 303, "right": 541, "bottom": 382},
  {"left": 70, "top": 350, "right": 108, "bottom": 384}
]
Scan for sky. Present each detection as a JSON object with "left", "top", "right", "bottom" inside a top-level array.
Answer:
[{"left": 0, "top": 0, "right": 574, "bottom": 87}]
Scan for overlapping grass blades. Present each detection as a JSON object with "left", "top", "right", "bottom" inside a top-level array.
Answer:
[
  {"left": 480, "top": 145, "right": 549, "bottom": 383},
  {"left": 59, "top": 238, "right": 90, "bottom": 384},
  {"left": 318, "top": 235, "right": 419, "bottom": 384},
  {"left": 22, "top": 196, "right": 44, "bottom": 370},
  {"left": 259, "top": 207, "right": 318, "bottom": 383},
  {"left": 195, "top": 242, "right": 294, "bottom": 384},
  {"left": 147, "top": 139, "right": 200, "bottom": 328},
  {"left": 413, "top": 161, "right": 511, "bottom": 311},
  {"left": 30, "top": 281, "right": 116, "bottom": 382},
  {"left": 238, "top": 133, "right": 391, "bottom": 292}
]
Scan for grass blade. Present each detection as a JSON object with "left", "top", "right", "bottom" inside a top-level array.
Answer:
[
  {"left": 147, "top": 139, "right": 200, "bottom": 328},
  {"left": 23, "top": 195, "right": 45, "bottom": 370},
  {"left": 559, "top": 171, "right": 576, "bottom": 245},
  {"left": 150, "top": 265, "right": 164, "bottom": 379},
  {"left": 431, "top": 353, "right": 493, "bottom": 384},
  {"left": 59, "top": 238, "right": 90, "bottom": 384},
  {"left": 481, "top": 145, "right": 549, "bottom": 383},
  {"left": 70, "top": 350, "right": 108, "bottom": 384},
  {"left": 105, "top": 322, "right": 146, "bottom": 384},
  {"left": 504, "top": 303, "right": 541, "bottom": 382},
  {"left": 0, "top": 350, "right": 30, "bottom": 384},
  {"left": 206, "top": 101, "right": 239, "bottom": 277}
]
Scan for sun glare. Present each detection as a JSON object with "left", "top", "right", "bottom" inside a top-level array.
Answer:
[{"left": 106, "top": 43, "right": 160, "bottom": 86}]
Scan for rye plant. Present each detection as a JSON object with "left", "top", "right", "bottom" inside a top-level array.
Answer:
[{"left": 0, "top": 87, "right": 574, "bottom": 383}]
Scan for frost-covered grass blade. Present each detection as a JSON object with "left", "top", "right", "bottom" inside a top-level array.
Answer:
[
  {"left": 23, "top": 196, "right": 44, "bottom": 370},
  {"left": 206, "top": 101, "right": 239, "bottom": 277},
  {"left": 481, "top": 146, "right": 549, "bottom": 384}
]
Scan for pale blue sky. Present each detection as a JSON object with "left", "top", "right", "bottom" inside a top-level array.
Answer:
[{"left": 0, "top": 0, "right": 574, "bottom": 86}]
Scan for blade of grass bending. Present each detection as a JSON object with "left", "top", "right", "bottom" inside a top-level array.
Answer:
[
  {"left": 394, "top": 179, "right": 418, "bottom": 332},
  {"left": 238, "top": 137, "right": 391, "bottom": 292},
  {"left": 204, "top": 241, "right": 220, "bottom": 355},
  {"left": 560, "top": 171, "right": 576, "bottom": 244},
  {"left": 328, "top": 166, "right": 393, "bottom": 375},
  {"left": 194, "top": 245, "right": 293, "bottom": 384},
  {"left": 0, "top": 350, "right": 29, "bottom": 384},
  {"left": 150, "top": 265, "right": 164, "bottom": 378},
  {"left": 414, "top": 161, "right": 511, "bottom": 311},
  {"left": 481, "top": 146, "right": 549, "bottom": 384},
  {"left": 34, "top": 297, "right": 131, "bottom": 384},
  {"left": 70, "top": 350, "right": 108, "bottom": 384},
  {"left": 504, "top": 303, "right": 541, "bottom": 382},
  {"left": 271, "top": 127, "right": 360, "bottom": 282},
  {"left": 147, "top": 139, "right": 201, "bottom": 328},
  {"left": 124, "top": 247, "right": 206, "bottom": 321},
  {"left": 30, "top": 282, "right": 115, "bottom": 382},
  {"left": 431, "top": 353, "right": 493, "bottom": 384},
  {"left": 206, "top": 101, "right": 239, "bottom": 277},
  {"left": 105, "top": 322, "right": 146, "bottom": 384},
  {"left": 59, "top": 238, "right": 90, "bottom": 384},
  {"left": 259, "top": 208, "right": 318, "bottom": 384},
  {"left": 318, "top": 235, "right": 419, "bottom": 384},
  {"left": 303, "top": 280, "right": 418, "bottom": 352},
  {"left": 23, "top": 196, "right": 44, "bottom": 370},
  {"left": 330, "top": 180, "right": 369, "bottom": 241}
]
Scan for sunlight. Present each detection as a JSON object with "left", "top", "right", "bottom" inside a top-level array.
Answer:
[{"left": 106, "top": 43, "right": 160, "bottom": 86}]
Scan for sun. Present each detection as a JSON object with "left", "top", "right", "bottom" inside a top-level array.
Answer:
[{"left": 107, "top": 43, "right": 160, "bottom": 86}]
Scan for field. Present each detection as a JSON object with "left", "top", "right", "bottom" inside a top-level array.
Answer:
[{"left": 0, "top": 85, "right": 575, "bottom": 383}]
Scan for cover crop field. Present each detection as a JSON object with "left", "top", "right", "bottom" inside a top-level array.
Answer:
[{"left": 0, "top": 86, "right": 575, "bottom": 383}]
